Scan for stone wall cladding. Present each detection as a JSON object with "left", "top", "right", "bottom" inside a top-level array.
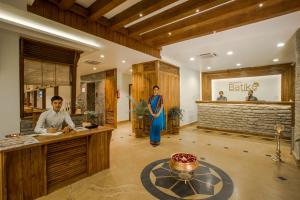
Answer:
[
  {"left": 197, "top": 103, "right": 292, "bottom": 137},
  {"left": 294, "top": 29, "right": 300, "bottom": 159}
]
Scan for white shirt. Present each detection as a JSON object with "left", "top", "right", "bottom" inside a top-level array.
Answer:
[{"left": 34, "top": 108, "right": 75, "bottom": 134}]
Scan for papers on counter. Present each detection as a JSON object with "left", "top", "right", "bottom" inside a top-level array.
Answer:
[{"left": 0, "top": 136, "right": 39, "bottom": 151}]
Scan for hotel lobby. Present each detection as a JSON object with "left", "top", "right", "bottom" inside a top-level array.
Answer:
[{"left": 0, "top": 0, "right": 300, "bottom": 200}]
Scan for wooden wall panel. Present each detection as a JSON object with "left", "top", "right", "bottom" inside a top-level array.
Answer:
[
  {"left": 202, "top": 63, "right": 295, "bottom": 101},
  {"left": 105, "top": 69, "right": 117, "bottom": 128},
  {"left": 132, "top": 60, "right": 180, "bottom": 132}
]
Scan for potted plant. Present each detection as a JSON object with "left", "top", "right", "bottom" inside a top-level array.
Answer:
[
  {"left": 82, "top": 111, "right": 97, "bottom": 128},
  {"left": 168, "top": 107, "right": 183, "bottom": 134},
  {"left": 132, "top": 99, "right": 149, "bottom": 137}
]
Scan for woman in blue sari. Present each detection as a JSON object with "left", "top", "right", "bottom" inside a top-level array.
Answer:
[{"left": 147, "top": 85, "right": 165, "bottom": 146}]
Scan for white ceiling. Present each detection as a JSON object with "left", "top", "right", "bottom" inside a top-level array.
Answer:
[{"left": 162, "top": 11, "right": 300, "bottom": 72}]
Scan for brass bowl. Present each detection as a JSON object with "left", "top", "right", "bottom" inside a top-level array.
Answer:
[
  {"left": 47, "top": 127, "right": 58, "bottom": 133},
  {"left": 169, "top": 152, "right": 198, "bottom": 172}
]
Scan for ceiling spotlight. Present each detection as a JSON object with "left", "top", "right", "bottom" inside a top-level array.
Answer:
[
  {"left": 168, "top": 32, "right": 172, "bottom": 36},
  {"left": 259, "top": 3, "right": 263, "bottom": 7},
  {"left": 189, "top": 57, "right": 195, "bottom": 61},
  {"left": 196, "top": 9, "right": 200, "bottom": 13},
  {"left": 227, "top": 51, "right": 233, "bottom": 55},
  {"left": 277, "top": 42, "right": 285, "bottom": 47},
  {"left": 236, "top": 63, "right": 241, "bottom": 67},
  {"left": 100, "top": 54, "right": 104, "bottom": 58},
  {"left": 93, "top": 67, "right": 97, "bottom": 70},
  {"left": 130, "top": 69, "right": 133, "bottom": 72},
  {"left": 207, "top": 66, "right": 211, "bottom": 70},
  {"left": 139, "top": 13, "right": 143, "bottom": 17},
  {"left": 122, "top": 60, "right": 126, "bottom": 63},
  {"left": 273, "top": 58, "right": 279, "bottom": 62}
]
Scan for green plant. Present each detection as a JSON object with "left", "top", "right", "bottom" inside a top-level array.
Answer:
[
  {"left": 132, "top": 99, "right": 149, "bottom": 118},
  {"left": 87, "top": 111, "right": 97, "bottom": 121},
  {"left": 168, "top": 107, "right": 183, "bottom": 121}
]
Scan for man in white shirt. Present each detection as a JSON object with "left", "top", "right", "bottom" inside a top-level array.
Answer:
[{"left": 34, "top": 96, "right": 75, "bottom": 134}]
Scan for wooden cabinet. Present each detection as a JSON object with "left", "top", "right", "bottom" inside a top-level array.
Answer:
[{"left": 0, "top": 127, "right": 113, "bottom": 200}]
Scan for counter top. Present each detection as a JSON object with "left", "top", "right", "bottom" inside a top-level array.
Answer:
[
  {"left": 0, "top": 126, "right": 114, "bottom": 153},
  {"left": 195, "top": 100, "right": 294, "bottom": 105}
]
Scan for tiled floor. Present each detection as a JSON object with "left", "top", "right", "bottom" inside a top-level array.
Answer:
[{"left": 38, "top": 122, "right": 300, "bottom": 200}]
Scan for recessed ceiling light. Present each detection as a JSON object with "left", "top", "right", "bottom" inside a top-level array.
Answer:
[
  {"left": 236, "top": 63, "right": 241, "bottom": 67},
  {"left": 196, "top": 9, "right": 200, "bottom": 13},
  {"left": 190, "top": 57, "right": 195, "bottom": 61},
  {"left": 122, "top": 60, "right": 126, "bottom": 63},
  {"left": 93, "top": 67, "right": 97, "bottom": 70},
  {"left": 277, "top": 42, "right": 285, "bottom": 47},
  {"left": 259, "top": 3, "right": 263, "bottom": 7},
  {"left": 100, "top": 54, "right": 104, "bottom": 58},
  {"left": 273, "top": 58, "right": 279, "bottom": 62},
  {"left": 130, "top": 69, "right": 133, "bottom": 72},
  {"left": 227, "top": 51, "right": 233, "bottom": 55},
  {"left": 168, "top": 32, "right": 172, "bottom": 36},
  {"left": 139, "top": 13, "right": 143, "bottom": 17},
  {"left": 207, "top": 66, "right": 211, "bottom": 70}
]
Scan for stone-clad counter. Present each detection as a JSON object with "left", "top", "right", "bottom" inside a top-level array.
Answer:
[{"left": 196, "top": 101, "right": 294, "bottom": 138}]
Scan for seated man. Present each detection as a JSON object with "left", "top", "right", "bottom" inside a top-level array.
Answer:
[
  {"left": 34, "top": 95, "right": 75, "bottom": 133},
  {"left": 217, "top": 91, "right": 227, "bottom": 101},
  {"left": 246, "top": 90, "right": 258, "bottom": 101}
]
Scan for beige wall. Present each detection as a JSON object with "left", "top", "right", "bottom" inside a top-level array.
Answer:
[{"left": 0, "top": 28, "right": 20, "bottom": 137}]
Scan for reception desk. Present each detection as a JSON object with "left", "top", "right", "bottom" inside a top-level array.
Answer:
[
  {"left": 0, "top": 126, "right": 113, "bottom": 200},
  {"left": 196, "top": 101, "right": 294, "bottom": 138}
]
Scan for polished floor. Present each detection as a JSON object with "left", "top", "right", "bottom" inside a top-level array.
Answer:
[{"left": 38, "top": 122, "right": 300, "bottom": 200}]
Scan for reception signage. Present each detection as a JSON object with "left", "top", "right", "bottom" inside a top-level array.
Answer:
[{"left": 212, "top": 75, "right": 281, "bottom": 101}]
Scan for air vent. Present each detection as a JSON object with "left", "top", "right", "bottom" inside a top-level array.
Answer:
[
  {"left": 84, "top": 60, "right": 101, "bottom": 65},
  {"left": 198, "top": 53, "right": 217, "bottom": 58}
]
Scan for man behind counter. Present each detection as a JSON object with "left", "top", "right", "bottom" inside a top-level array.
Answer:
[
  {"left": 246, "top": 90, "right": 258, "bottom": 101},
  {"left": 217, "top": 91, "right": 227, "bottom": 101},
  {"left": 34, "top": 95, "right": 75, "bottom": 133}
]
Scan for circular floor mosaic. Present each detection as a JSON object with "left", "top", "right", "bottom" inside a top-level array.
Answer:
[{"left": 141, "top": 159, "right": 233, "bottom": 200}]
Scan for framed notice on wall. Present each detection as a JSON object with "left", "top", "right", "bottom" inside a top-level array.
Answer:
[{"left": 211, "top": 75, "right": 281, "bottom": 101}]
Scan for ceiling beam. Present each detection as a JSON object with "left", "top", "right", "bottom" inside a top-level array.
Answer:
[
  {"left": 150, "top": 0, "right": 300, "bottom": 46},
  {"left": 110, "top": 0, "right": 178, "bottom": 30},
  {"left": 88, "top": 0, "right": 126, "bottom": 21},
  {"left": 28, "top": 0, "right": 160, "bottom": 58},
  {"left": 128, "top": 0, "right": 231, "bottom": 37},
  {"left": 142, "top": 0, "right": 259, "bottom": 42},
  {"left": 58, "top": 0, "right": 75, "bottom": 10}
]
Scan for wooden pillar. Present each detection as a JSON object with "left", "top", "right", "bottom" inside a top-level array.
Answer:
[
  {"left": 54, "top": 86, "right": 59, "bottom": 96},
  {"left": 71, "top": 52, "right": 80, "bottom": 114},
  {"left": 34, "top": 91, "right": 37, "bottom": 107},
  {"left": 41, "top": 89, "right": 46, "bottom": 109},
  {"left": 19, "top": 39, "right": 24, "bottom": 117}
]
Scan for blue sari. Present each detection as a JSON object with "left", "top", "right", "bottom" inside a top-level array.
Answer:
[{"left": 148, "top": 95, "right": 166, "bottom": 145}]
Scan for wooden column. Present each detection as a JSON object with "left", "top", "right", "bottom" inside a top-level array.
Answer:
[
  {"left": 54, "top": 86, "right": 59, "bottom": 96},
  {"left": 71, "top": 52, "right": 80, "bottom": 114},
  {"left": 41, "top": 89, "right": 46, "bottom": 109},
  {"left": 34, "top": 91, "right": 37, "bottom": 107}
]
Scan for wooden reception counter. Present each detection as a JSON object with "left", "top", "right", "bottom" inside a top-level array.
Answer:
[
  {"left": 196, "top": 101, "right": 294, "bottom": 138},
  {"left": 0, "top": 126, "right": 113, "bottom": 200}
]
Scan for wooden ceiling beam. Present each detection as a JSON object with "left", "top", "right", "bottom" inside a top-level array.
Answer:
[
  {"left": 150, "top": 0, "right": 300, "bottom": 46},
  {"left": 110, "top": 0, "right": 177, "bottom": 30},
  {"left": 128, "top": 0, "right": 231, "bottom": 37},
  {"left": 88, "top": 0, "right": 126, "bottom": 21},
  {"left": 58, "top": 0, "right": 75, "bottom": 10},
  {"left": 142, "top": 0, "right": 263, "bottom": 42},
  {"left": 28, "top": 0, "right": 160, "bottom": 58}
]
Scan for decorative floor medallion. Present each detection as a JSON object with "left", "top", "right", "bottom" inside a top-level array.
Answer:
[{"left": 141, "top": 159, "right": 233, "bottom": 200}]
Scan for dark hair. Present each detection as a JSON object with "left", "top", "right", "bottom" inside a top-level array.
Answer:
[
  {"left": 51, "top": 96, "right": 63, "bottom": 102},
  {"left": 153, "top": 85, "right": 159, "bottom": 90}
]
